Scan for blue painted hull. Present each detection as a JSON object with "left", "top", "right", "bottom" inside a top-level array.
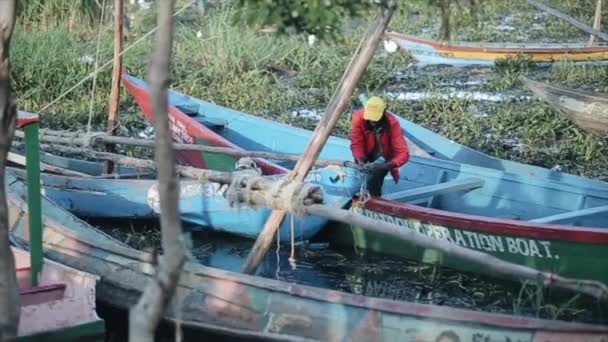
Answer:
[
  {"left": 11, "top": 163, "right": 358, "bottom": 242},
  {"left": 123, "top": 75, "right": 608, "bottom": 229}
]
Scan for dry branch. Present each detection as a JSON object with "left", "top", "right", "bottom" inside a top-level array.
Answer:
[
  {"left": 17, "top": 142, "right": 298, "bottom": 190},
  {"left": 527, "top": 0, "right": 608, "bottom": 42},
  {"left": 239, "top": 189, "right": 608, "bottom": 300},
  {"left": 128, "top": 1, "right": 186, "bottom": 341},
  {"left": 12, "top": 130, "right": 357, "bottom": 168},
  {"left": 0, "top": 0, "right": 20, "bottom": 339}
]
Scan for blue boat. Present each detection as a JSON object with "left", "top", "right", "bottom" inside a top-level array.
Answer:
[
  {"left": 123, "top": 73, "right": 608, "bottom": 285},
  {"left": 8, "top": 153, "right": 360, "bottom": 242}
]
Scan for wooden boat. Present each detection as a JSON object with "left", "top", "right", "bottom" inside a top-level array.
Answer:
[
  {"left": 522, "top": 76, "right": 608, "bottom": 136},
  {"left": 7, "top": 154, "right": 359, "bottom": 242},
  {"left": 122, "top": 73, "right": 608, "bottom": 286},
  {"left": 13, "top": 247, "right": 105, "bottom": 341},
  {"left": 385, "top": 32, "right": 608, "bottom": 66},
  {"left": 356, "top": 95, "right": 608, "bottom": 190},
  {"left": 7, "top": 174, "right": 608, "bottom": 341}
]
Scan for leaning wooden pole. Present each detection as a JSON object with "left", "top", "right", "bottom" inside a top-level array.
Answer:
[
  {"left": 128, "top": 0, "right": 186, "bottom": 341},
  {"left": 13, "top": 130, "right": 358, "bottom": 168},
  {"left": 241, "top": 2, "right": 397, "bottom": 274},
  {"left": 589, "top": 0, "right": 603, "bottom": 45},
  {"left": 527, "top": 0, "right": 608, "bottom": 42},
  {"left": 0, "top": 0, "right": 21, "bottom": 339},
  {"left": 236, "top": 186, "right": 608, "bottom": 300},
  {"left": 104, "top": 0, "right": 124, "bottom": 174}
]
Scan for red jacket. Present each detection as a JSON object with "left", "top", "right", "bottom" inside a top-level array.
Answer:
[{"left": 350, "top": 109, "right": 410, "bottom": 182}]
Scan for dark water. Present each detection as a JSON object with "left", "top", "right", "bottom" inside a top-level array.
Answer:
[{"left": 92, "top": 219, "right": 606, "bottom": 328}]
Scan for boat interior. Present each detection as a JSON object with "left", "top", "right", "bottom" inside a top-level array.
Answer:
[{"left": 165, "top": 91, "right": 608, "bottom": 229}]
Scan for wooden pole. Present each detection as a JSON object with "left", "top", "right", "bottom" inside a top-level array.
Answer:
[
  {"left": 589, "top": 0, "right": 603, "bottom": 45},
  {"left": 129, "top": 0, "right": 186, "bottom": 341},
  {"left": 241, "top": 2, "right": 397, "bottom": 275},
  {"left": 526, "top": 0, "right": 608, "bottom": 42},
  {"left": 0, "top": 0, "right": 21, "bottom": 339},
  {"left": 104, "top": 0, "right": 124, "bottom": 174},
  {"left": 12, "top": 130, "right": 359, "bottom": 168}
]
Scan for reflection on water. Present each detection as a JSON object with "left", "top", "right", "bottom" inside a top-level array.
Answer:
[{"left": 93, "top": 219, "right": 606, "bottom": 325}]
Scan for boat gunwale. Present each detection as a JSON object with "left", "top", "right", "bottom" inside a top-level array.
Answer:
[
  {"left": 522, "top": 76, "right": 608, "bottom": 104},
  {"left": 9, "top": 190, "right": 608, "bottom": 335},
  {"left": 385, "top": 32, "right": 608, "bottom": 53},
  {"left": 363, "top": 197, "right": 608, "bottom": 244},
  {"left": 140, "top": 73, "right": 608, "bottom": 197}
]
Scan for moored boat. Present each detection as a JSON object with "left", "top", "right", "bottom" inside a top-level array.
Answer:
[
  {"left": 122, "top": 73, "right": 608, "bottom": 286},
  {"left": 13, "top": 247, "right": 105, "bottom": 341},
  {"left": 7, "top": 159, "right": 358, "bottom": 242},
  {"left": 522, "top": 76, "right": 608, "bottom": 136},
  {"left": 7, "top": 174, "right": 608, "bottom": 341},
  {"left": 384, "top": 32, "right": 608, "bottom": 66},
  {"left": 356, "top": 95, "right": 608, "bottom": 189}
]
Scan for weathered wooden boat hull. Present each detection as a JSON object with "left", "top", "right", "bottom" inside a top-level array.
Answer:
[
  {"left": 121, "top": 73, "right": 608, "bottom": 286},
  {"left": 13, "top": 247, "right": 105, "bottom": 342},
  {"left": 124, "top": 72, "right": 608, "bottom": 192},
  {"left": 522, "top": 77, "right": 608, "bottom": 136},
  {"left": 390, "top": 108, "right": 608, "bottom": 190},
  {"left": 8, "top": 165, "right": 357, "bottom": 242},
  {"left": 385, "top": 32, "right": 608, "bottom": 66},
  {"left": 339, "top": 199, "right": 608, "bottom": 285},
  {"left": 7, "top": 175, "right": 608, "bottom": 341}
]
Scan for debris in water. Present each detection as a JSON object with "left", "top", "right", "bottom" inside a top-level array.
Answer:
[
  {"left": 383, "top": 39, "right": 399, "bottom": 54},
  {"left": 78, "top": 55, "right": 95, "bottom": 64},
  {"left": 386, "top": 90, "right": 531, "bottom": 103},
  {"left": 291, "top": 108, "right": 322, "bottom": 121}
]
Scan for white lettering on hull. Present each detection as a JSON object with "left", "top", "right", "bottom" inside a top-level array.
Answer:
[{"left": 354, "top": 208, "right": 559, "bottom": 259}]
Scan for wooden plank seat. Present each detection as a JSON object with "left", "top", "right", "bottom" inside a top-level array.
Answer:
[
  {"left": 20, "top": 284, "right": 67, "bottom": 307},
  {"left": 16, "top": 266, "right": 67, "bottom": 306},
  {"left": 383, "top": 177, "right": 485, "bottom": 202},
  {"left": 175, "top": 103, "right": 228, "bottom": 129},
  {"left": 530, "top": 205, "right": 608, "bottom": 224}
]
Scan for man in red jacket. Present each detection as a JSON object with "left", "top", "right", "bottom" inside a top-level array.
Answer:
[{"left": 350, "top": 96, "right": 410, "bottom": 196}]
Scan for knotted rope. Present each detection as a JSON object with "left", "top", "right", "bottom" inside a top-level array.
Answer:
[{"left": 226, "top": 174, "right": 321, "bottom": 217}]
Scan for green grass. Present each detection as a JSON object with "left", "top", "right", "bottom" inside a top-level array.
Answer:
[{"left": 11, "top": 0, "right": 608, "bottom": 181}]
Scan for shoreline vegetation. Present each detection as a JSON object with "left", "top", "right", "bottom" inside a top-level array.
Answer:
[{"left": 13, "top": 0, "right": 608, "bottom": 179}]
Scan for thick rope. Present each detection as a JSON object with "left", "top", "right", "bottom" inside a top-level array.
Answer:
[
  {"left": 35, "top": 0, "right": 197, "bottom": 115},
  {"left": 87, "top": 0, "right": 107, "bottom": 134}
]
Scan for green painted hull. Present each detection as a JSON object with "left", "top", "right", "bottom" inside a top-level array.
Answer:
[{"left": 329, "top": 206, "right": 608, "bottom": 286}]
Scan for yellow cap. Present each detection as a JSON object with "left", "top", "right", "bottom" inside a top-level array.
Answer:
[{"left": 364, "top": 96, "right": 385, "bottom": 122}]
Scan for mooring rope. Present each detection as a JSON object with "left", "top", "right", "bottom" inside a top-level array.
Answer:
[
  {"left": 288, "top": 214, "right": 296, "bottom": 270},
  {"left": 86, "top": 0, "right": 107, "bottom": 134},
  {"left": 275, "top": 227, "right": 281, "bottom": 280},
  {"left": 35, "top": 0, "right": 197, "bottom": 115}
]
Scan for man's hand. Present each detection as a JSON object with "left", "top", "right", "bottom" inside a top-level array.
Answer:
[{"left": 362, "top": 161, "right": 395, "bottom": 173}]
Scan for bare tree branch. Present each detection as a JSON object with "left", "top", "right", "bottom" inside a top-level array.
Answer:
[
  {"left": 0, "top": 0, "right": 20, "bottom": 339},
  {"left": 128, "top": 0, "right": 187, "bottom": 341}
]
